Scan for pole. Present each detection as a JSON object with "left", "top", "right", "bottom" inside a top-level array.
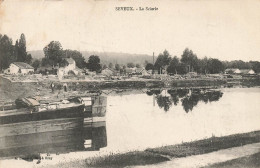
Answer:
[
  {"left": 153, "top": 52, "right": 154, "bottom": 75},
  {"left": 153, "top": 52, "right": 154, "bottom": 65}
]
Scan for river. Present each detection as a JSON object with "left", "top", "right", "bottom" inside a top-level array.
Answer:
[
  {"left": 105, "top": 87, "right": 260, "bottom": 152},
  {"left": 1, "top": 87, "right": 260, "bottom": 161}
]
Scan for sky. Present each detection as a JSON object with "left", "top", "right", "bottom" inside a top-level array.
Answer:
[{"left": 1, "top": 0, "right": 260, "bottom": 61}]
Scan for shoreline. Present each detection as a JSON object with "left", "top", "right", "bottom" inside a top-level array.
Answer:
[
  {"left": 1, "top": 75, "right": 260, "bottom": 167},
  {"left": 39, "top": 130, "right": 260, "bottom": 168},
  {"left": 1, "top": 75, "right": 260, "bottom": 101}
]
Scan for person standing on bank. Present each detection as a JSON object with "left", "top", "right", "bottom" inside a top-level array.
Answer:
[
  {"left": 63, "top": 83, "right": 68, "bottom": 92},
  {"left": 50, "top": 82, "right": 55, "bottom": 93}
]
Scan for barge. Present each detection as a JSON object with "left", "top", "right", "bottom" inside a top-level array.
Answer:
[{"left": 0, "top": 95, "right": 107, "bottom": 159}]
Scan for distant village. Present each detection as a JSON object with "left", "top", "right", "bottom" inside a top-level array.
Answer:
[
  {"left": 1, "top": 33, "right": 260, "bottom": 83},
  {"left": 2, "top": 60, "right": 258, "bottom": 82}
]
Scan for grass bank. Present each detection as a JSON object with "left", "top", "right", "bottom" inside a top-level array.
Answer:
[
  {"left": 204, "top": 152, "right": 260, "bottom": 168},
  {"left": 146, "top": 130, "right": 260, "bottom": 158},
  {"left": 44, "top": 130, "right": 260, "bottom": 168},
  {"left": 46, "top": 151, "right": 169, "bottom": 168}
]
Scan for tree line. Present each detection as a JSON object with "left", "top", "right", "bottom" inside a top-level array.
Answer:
[
  {"left": 0, "top": 34, "right": 102, "bottom": 73},
  {"left": 1, "top": 33, "right": 260, "bottom": 74},
  {"left": 40, "top": 41, "right": 102, "bottom": 72},
  {"left": 145, "top": 49, "right": 260, "bottom": 74},
  {"left": 0, "top": 34, "right": 32, "bottom": 70}
]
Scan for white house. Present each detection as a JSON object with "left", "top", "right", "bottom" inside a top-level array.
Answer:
[
  {"left": 58, "top": 58, "right": 83, "bottom": 79},
  {"left": 9, "top": 62, "right": 34, "bottom": 74},
  {"left": 224, "top": 68, "right": 241, "bottom": 74},
  {"left": 58, "top": 58, "right": 76, "bottom": 75},
  {"left": 240, "top": 69, "right": 255, "bottom": 75},
  {"left": 64, "top": 58, "right": 76, "bottom": 72}
]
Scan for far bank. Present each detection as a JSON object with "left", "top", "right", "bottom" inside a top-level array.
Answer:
[{"left": 1, "top": 74, "right": 260, "bottom": 101}]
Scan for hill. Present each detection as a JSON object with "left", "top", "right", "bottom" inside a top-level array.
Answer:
[{"left": 28, "top": 50, "right": 154, "bottom": 65}]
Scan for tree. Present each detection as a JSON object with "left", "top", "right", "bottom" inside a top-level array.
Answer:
[
  {"left": 207, "top": 58, "right": 224, "bottom": 74},
  {"left": 176, "top": 63, "right": 188, "bottom": 74},
  {"left": 108, "top": 63, "right": 113, "bottom": 69},
  {"left": 15, "top": 34, "right": 32, "bottom": 64},
  {"left": 167, "top": 56, "right": 179, "bottom": 74},
  {"left": 181, "top": 48, "right": 199, "bottom": 72},
  {"left": 14, "top": 40, "right": 19, "bottom": 62},
  {"left": 17, "top": 34, "right": 27, "bottom": 62},
  {"left": 121, "top": 65, "right": 126, "bottom": 75},
  {"left": 0, "top": 34, "right": 15, "bottom": 70},
  {"left": 0, "top": 33, "right": 31, "bottom": 70},
  {"left": 86, "top": 55, "right": 102, "bottom": 72},
  {"left": 250, "top": 61, "right": 260, "bottom": 73},
  {"left": 154, "top": 50, "right": 171, "bottom": 74},
  {"left": 102, "top": 64, "right": 108, "bottom": 69},
  {"left": 145, "top": 63, "right": 154, "bottom": 71},
  {"left": 226, "top": 60, "right": 251, "bottom": 69},
  {"left": 197, "top": 57, "right": 209, "bottom": 74},
  {"left": 25, "top": 54, "right": 32, "bottom": 64},
  {"left": 63, "top": 49, "right": 86, "bottom": 69},
  {"left": 127, "top": 62, "right": 135, "bottom": 68},
  {"left": 115, "top": 64, "right": 120, "bottom": 71},
  {"left": 43, "top": 41, "right": 63, "bottom": 66},
  {"left": 136, "top": 63, "right": 141, "bottom": 68},
  {"left": 32, "top": 59, "right": 41, "bottom": 70}
]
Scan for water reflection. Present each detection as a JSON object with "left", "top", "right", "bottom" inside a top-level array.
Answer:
[
  {"left": 155, "top": 95, "right": 172, "bottom": 112},
  {"left": 147, "top": 88, "right": 223, "bottom": 112},
  {"left": 146, "top": 89, "right": 162, "bottom": 96},
  {"left": 0, "top": 122, "right": 107, "bottom": 159},
  {"left": 84, "top": 126, "right": 107, "bottom": 151}
]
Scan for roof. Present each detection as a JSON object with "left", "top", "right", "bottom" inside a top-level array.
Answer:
[
  {"left": 12, "top": 62, "right": 34, "bottom": 69},
  {"left": 125, "top": 68, "right": 134, "bottom": 73},
  {"left": 225, "top": 68, "right": 239, "bottom": 72},
  {"left": 136, "top": 68, "right": 144, "bottom": 73},
  {"left": 240, "top": 69, "right": 255, "bottom": 74},
  {"left": 103, "top": 67, "right": 116, "bottom": 72},
  {"left": 65, "top": 58, "right": 75, "bottom": 64}
]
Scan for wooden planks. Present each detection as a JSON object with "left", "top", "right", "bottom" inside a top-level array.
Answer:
[
  {"left": 0, "top": 117, "right": 84, "bottom": 137},
  {"left": 0, "top": 129, "right": 84, "bottom": 149},
  {"left": 0, "top": 95, "right": 108, "bottom": 158},
  {"left": 0, "top": 104, "right": 84, "bottom": 125}
]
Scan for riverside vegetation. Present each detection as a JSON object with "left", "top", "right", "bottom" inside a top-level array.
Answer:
[{"left": 43, "top": 130, "right": 260, "bottom": 168}]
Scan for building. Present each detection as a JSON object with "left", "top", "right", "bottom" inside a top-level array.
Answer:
[
  {"left": 64, "top": 58, "right": 76, "bottom": 72},
  {"left": 58, "top": 58, "right": 76, "bottom": 76},
  {"left": 101, "top": 68, "right": 116, "bottom": 77},
  {"left": 125, "top": 68, "right": 135, "bottom": 75},
  {"left": 135, "top": 68, "right": 151, "bottom": 76},
  {"left": 9, "top": 62, "right": 34, "bottom": 74},
  {"left": 240, "top": 69, "right": 255, "bottom": 75},
  {"left": 224, "top": 68, "right": 241, "bottom": 74},
  {"left": 58, "top": 58, "right": 83, "bottom": 79}
]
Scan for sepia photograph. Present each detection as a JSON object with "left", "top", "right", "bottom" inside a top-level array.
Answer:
[{"left": 0, "top": 0, "right": 260, "bottom": 167}]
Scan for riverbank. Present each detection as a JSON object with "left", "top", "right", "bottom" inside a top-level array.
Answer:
[
  {"left": 1, "top": 74, "right": 260, "bottom": 102},
  {"left": 40, "top": 130, "right": 260, "bottom": 168}
]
